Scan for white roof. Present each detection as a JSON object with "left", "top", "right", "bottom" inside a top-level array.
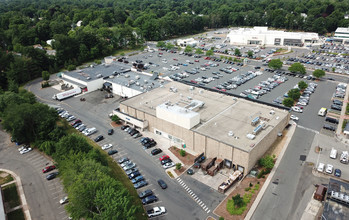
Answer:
[{"left": 335, "top": 27, "right": 349, "bottom": 33}]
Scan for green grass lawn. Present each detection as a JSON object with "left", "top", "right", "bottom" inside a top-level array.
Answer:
[
  {"left": 0, "top": 171, "right": 14, "bottom": 185},
  {"left": 7, "top": 208, "right": 25, "bottom": 220},
  {"left": 3, "top": 183, "right": 21, "bottom": 208}
]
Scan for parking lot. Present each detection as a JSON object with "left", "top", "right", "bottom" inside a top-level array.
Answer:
[
  {"left": 307, "top": 133, "right": 349, "bottom": 180},
  {"left": 0, "top": 129, "right": 69, "bottom": 220}
]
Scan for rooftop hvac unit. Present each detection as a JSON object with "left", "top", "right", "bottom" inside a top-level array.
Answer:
[
  {"left": 136, "top": 82, "right": 140, "bottom": 86},
  {"left": 86, "top": 77, "right": 91, "bottom": 80},
  {"left": 96, "top": 74, "right": 102, "bottom": 78},
  {"left": 135, "top": 75, "right": 140, "bottom": 79},
  {"left": 109, "top": 75, "right": 114, "bottom": 79},
  {"left": 270, "top": 110, "right": 275, "bottom": 115},
  {"left": 189, "top": 86, "right": 195, "bottom": 90},
  {"left": 251, "top": 117, "right": 260, "bottom": 126},
  {"left": 187, "top": 96, "right": 192, "bottom": 100},
  {"left": 246, "top": 134, "right": 255, "bottom": 140},
  {"left": 228, "top": 131, "right": 234, "bottom": 136},
  {"left": 253, "top": 124, "right": 263, "bottom": 135},
  {"left": 124, "top": 74, "right": 130, "bottom": 78},
  {"left": 199, "top": 90, "right": 203, "bottom": 94},
  {"left": 144, "top": 80, "right": 148, "bottom": 84}
]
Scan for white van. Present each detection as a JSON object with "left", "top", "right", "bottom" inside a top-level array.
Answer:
[
  {"left": 84, "top": 127, "right": 97, "bottom": 136},
  {"left": 330, "top": 148, "right": 337, "bottom": 159},
  {"left": 318, "top": 107, "right": 327, "bottom": 117}
]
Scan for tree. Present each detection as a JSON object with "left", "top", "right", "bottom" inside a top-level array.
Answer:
[
  {"left": 289, "top": 62, "right": 306, "bottom": 74},
  {"left": 288, "top": 88, "right": 301, "bottom": 100},
  {"left": 156, "top": 41, "right": 166, "bottom": 48},
  {"left": 195, "top": 48, "right": 203, "bottom": 54},
  {"left": 268, "top": 59, "right": 283, "bottom": 70},
  {"left": 184, "top": 45, "right": 193, "bottom": 53},
  {"left": 176, "top": 163, "right": 182, "bottom": 170},
  {"left": 232, "top": 194, "right": 244, "bottom": 208},
  {"left": 165, "top": 42, "right": 174, "bottom": 50},
  {"left": 298, "top": 81, "right": 308, "bottom": 90},
  {"left": 247, "top": 50, "right": 253, "bottom": 58},
  {"left": 258, "top": 155, "right": 275, "bottom": 170},
  {"left": 42, "top": 71, "right": 50, "bottom": 81},
  {"left": 111, "top": 115, "right": 120, "bottom": 124},
  {"left": 234, "top": 48, "right": 241, "bottom": 56},
  {"left": 313, "top": 69, "right": 325, "bottom": 79},
  {"left": 206, "top": 49, "right": 214, "bottom": 56},
  {"left": 55, "top": 134, "right": 92, "bottom": 159},
  {"left": 282, "top": 97, "right": 295, "bottom": 107}
]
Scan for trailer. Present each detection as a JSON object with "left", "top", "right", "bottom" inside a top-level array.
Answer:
[
  {"left": 218, "top": 170, "right": 243, "bottom": 193},
  {"left": 53, "top": 87, "right": 81, "bottom": 101},
  {"left": 201, "top": 157, "right": 216, "bottom": 172}
]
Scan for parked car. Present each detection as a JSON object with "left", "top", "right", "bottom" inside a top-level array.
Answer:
[
  {"left": 94, "top": 135, "right": 104, "bottom": 142},
  {"left": 46, "top": 172, "right": 59, "bottom": 180},
  {"left": 128, "top": 171, "right": 141, "bottom": 179},
  {"left": 59, "top": 196, "right": 69, "bottom": 205},
  {"left": 133, "top": 133, "right": 142, "bottom": 138},
  {"left": 138, "top": 189, "right": 153, "bottom": 199},
  {"left": 123, "top": 163, "right": 136, "bottom": 171},
  {"left": 323, "top": 124, "right": 336, "bottom": 131},
  {"left": 134, "top": 180, "right": 148, "bottom": 189},
  {"left": 187, "top": 168, "right": 194, "bottom": 175},
  {"left": 121, "top": 125, "right": 129, "bottom": 130},
  {"left": 108, "top": 129, "right": 114, "bottom": 135},
  {"left": 142, "top": 195, "right": 158, "bottom": 205},
  {"left": 102, "top": 144, "right": 113, "bottom": 150},
  {"left": 108, "top": 149, "right": 118, "bottom": 155},
  {"left": 42, "top": 165, "right": 56, "bottom": 173},
  {"left": 151, "top": 148, "right": 162, "bottom": 155},
  {"left": 159, "top": 155, "right": 170, "bottom": 161},
  {"left": 161, "top": 158, "right": 172, "bottom": 165},
  {"left": 118, "top": 157, "right": 129, "bottom": 164},
  {"left": 131, "top": 175, "right": 144, "bottom": 184},
  {"left": 20, "top": 148, "right": 32, "bottom": 154},
  {"left": 334, "top": 168, "right": 341, "bottom": 177},
  {"left": 125, "top": 168, "right": 138, "bottom": 175},
  {"left": 290, "top": 115, "right": 299, "bottom": 121},
  {"left": 157, "top": 179, "right": 167, "bottom": 189},
  {"left": 163, "top": 162, "right": 175, "bottom": 169},
  {"left": 326, "top": 164, "right": 333, "bottom": 174},
  {"left": 292, "top": 106, "right": 303, "bottom": 113}
]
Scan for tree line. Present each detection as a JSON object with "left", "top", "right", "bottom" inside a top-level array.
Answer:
[
  {"left": 1, "top": 0, "right": 348, "bottom": 91},
  {"left": 0, "top": 90, "right": 144, "bottom": 219}
]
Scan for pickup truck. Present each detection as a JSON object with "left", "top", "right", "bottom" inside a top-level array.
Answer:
[{"left": 147, "top": 206, "right": 166, "bottom": 218}]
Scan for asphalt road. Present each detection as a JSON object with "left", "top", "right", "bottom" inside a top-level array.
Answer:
[
  {"left": 251, "top": 127, "right": 328, "bottom": 220},
  {"left": 27, "top": 79, "right": 221, "bottom": 220},
  {"left": 0, "top": 127, "right": 68, "bottom": 220}
]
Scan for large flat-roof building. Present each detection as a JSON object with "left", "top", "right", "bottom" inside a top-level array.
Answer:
[
  {"left": 334, "top": 27, "right": 349, "bottom": 44},
  {"left": 227, "top": 26, "right": 319, "bottom": 47},
  {"left": 59, "top": 59, "right": 164, "bottom": 98},
  {"left": 114, "top": 81, "right": 290, "bottom": 173}
]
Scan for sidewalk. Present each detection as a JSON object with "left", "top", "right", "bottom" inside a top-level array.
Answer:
[
  {"left": 244, "top": 122, "right": 297, "bottom": 220},
  {"left": 0, "top": 169, "right": 31, "bottom": 220}
]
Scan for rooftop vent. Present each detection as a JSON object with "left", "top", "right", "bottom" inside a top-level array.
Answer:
[
  {"left": 228, "top": 131, "right": 234, "bottom": 136},
  {"left": 251, "top": 117, "right": 260, "bottom": 126},
  {"left": 109, "top": 75, "right": 114, "bottom": 79},
  {"left": 135, "top": 75, "right": 140, "bottom": 79},
  {"left": 86, "top": 77, "right": 91, "bottom": 80},
  {"left": 187, "top": 96, "right": 192, "bottom": 100},
  {"left": 246, "top": 134, "right": 255, "bottom": 140},
  {"left": 96, "top": 74, "right": 102, "bottom": 78},
  {"left": 124, "top": 74, "right": 130, "bottom": 78}
]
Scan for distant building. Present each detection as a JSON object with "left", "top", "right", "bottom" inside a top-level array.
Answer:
[
  {"left": 344, "top": 14, "right": 349, "bottom": 19},
  {"left": 46, "top": 39, "right": 54, "bottom": 46},
  {"left": 322, "top": 178, "right": 349, "bottom": 219},
  {"left": 46, "top": 50, "right": 56, "bottom": 56},
  {"left": 177, "top": 38, "right": 198, "bottom": 47},
  {"left": 227, "top": 26, "right": 319, "bottom": 47},
  {"left": 33, "top": 44, "right": 43, "bottom": 50},
  {"left": 334, "top": 27, "right": 349, "bottom": 44},
  {"left": 76, "top": 20, "right": 83, "bottom": 27}
]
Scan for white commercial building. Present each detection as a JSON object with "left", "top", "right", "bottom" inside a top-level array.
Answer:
[
  {"left": 177, "top": 38, "right": 198, "bottom": 47},
  {"left": 334, "top": 27, "right": 349, "bottom": 44},
  {"left": 227, "top": 26, "right": 319, "bottom": 47}
]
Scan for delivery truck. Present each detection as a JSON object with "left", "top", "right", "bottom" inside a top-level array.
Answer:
[{"left": 53, "top": 87, "right": 81, "bottom": 101}]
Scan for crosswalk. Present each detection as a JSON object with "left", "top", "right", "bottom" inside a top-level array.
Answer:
[{"left": 176, "top": 178, "right": 211, "bottom": 214}]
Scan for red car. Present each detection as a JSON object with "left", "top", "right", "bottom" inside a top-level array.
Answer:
[
  {"left": 173, "top": 58, "right": 178, "bottom": 61},
  {"left": 42, "top": 165, "right": 56, "bottom": 173},
  {"left": 204, "top": 57, "right": 211, "bottom": 60},
  {"left": 159, "top": 155, "right": 170, "bottom": 161},
  {"left": 194, "top": 60, "right": 199, "bottom": 62}
]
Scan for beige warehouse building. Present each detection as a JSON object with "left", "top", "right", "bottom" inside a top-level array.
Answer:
[{"left": 114, "top": 82, "right": 290, "bottom": 173}]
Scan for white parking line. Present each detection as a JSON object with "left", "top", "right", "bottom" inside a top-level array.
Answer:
[
  {"left": 59, "top": 210, "right": 66, "bottom": 214},
  {"left": 198, "top": 200, "right": 202, "bottom": 205},
  {"left": 204, "top": 207, "right": 208, "bottom": 212},
  {"left": 202, "top": 205, "right": 206, "bottom": 209},
  {"left": 207, "top": 210, "right": 211, "bottom": 214},
  {"left": 200, "top": 203, "right": 205, "bottom": 207},
  {"left": 195, "top": 197, "right": 199, "bottom": 201}
]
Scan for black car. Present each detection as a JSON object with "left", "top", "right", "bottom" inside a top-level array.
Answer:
[
  {"left": 323, "top": 124, "right": 336, "bottom": 131},
  {"left": 94, "top": 135, "right": 104, "bottom": 142},
  {"left": 144, "top": 141, "right": 157, "bottom": 149},
  {"left": 331, "top": 104, "right": 342, "bottom": 111},
  {"left": 46, "top": 172, "right": 59, "bottom": 180},
  {"left": 128, "top": 171, "right": 141, "bottom": 179},
  {"left": 108, "top": 149, "right": 118, "bottom": 155},
  {"left": 134, "top": 180, "right": 148, "bottom": 189},
  {"left": 157, "top": 179, "right": 167, "bottom": 189},
  {"left": 187, "top": 168, "right": 194, "bottom": 175},
  {"left": 130, "top": 129, "right": 139, "bottom": 136},
  {"left": 121, "top": 125, "right": 129, "bottom": 130},
  {"left": 161, "top": 158, "right": 172, "bottom": 165},
  {"left": 325, "top": 117, "right": 339, "bottom": 124},
  {"left": 151, "top": 148, "right": 162, "bottom": 155},
  {"left": 142, "top": 195, "right": 158, "bottom": 204},
  {"left": 141, "top": 137, "right": 153, "bottom": 145},
  {"left": 333, "top": 100, "right": 343, "bottom": 106},
  {"left": 125, "top": 168, "right": 138, "bottom": 175},
  {"left": 138, "top": 189, "right": 153, "bottom": 199},
  {"left": 127, "top": 128, "right": 135, "bottom": 134},
  {"left": 131, "top": 175, "right": 144, "bottom": 184},
  {"left": 108, "top": 129, "right": 114, "bottom": 135}
]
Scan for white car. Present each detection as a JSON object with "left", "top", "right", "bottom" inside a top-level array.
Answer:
[
  {"left": 296, "top": 102, "right": 307, "bottom": 106},
  {"left": 290, "top": 115, "right": 299, "bottom": 121},
  {"left": 59, "top": 196, "right": 69, "bottom": 205},
  {"left": 317, "top": 163, "right": 325, "bottom": 172},
  {"left": 326, "top": 164, "right": 333, "bottom": 174},
  {"left": 162, "top": 162, "right": 175, "bottom": 169},
  {"left": 121, "top": 160, "right": 132, "bottom": 168},
  {"left": 20, "top": 148, "right": 32, "bottom": 154},
  {"left": 292, "top": 107, "right": 303, "bottom": 113},
  {"left": 18, "top": 145, "right": 28, "bottom": 152},
  {"left": 102, "top": 144, "right": 113, "bottom": 150}
]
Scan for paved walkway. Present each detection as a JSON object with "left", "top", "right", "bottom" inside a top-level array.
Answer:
[
  {"left": 0, "top": 169, "right": 32, "bottom": 220},
  {"left": 245, "top": 122, "right": 297, "bottom": 220},
  {"left": 337, "top": 82, "right": 349, "bottom": 136}
]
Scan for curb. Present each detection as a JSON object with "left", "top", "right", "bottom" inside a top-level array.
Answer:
[
  {"left": 244, "top": 122, "right": 297, "bottom": 220},
  {"left": 0, "top": 169, "right": 32, "bottom": 220}
]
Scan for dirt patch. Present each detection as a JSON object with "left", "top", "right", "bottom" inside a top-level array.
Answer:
[
  {"left": 214, "top": 174, "right": 268, "bottom": 219},
  {"left": 169, "top": 146, "right": 197, "bottom": 166},
  {"left": 111, "top": 121, "right": 121, "bottom": 128},
  {"left": 174, "top": 166, "right": 186, "bottom": 176}
]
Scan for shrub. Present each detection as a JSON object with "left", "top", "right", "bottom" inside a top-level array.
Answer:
[
  {"left": 111, "top": 115, "right": 121, "bottom": 124},
  {"left": 167, "top": 171, "right": 174, "bottom": 178},
  {"left": 94, "top": 59, "right": 101, "bottom": 64},
  {"left": 67, "top": 64, "right": 76, "bottom": 71},
  {"left": 245, "top": 187, "right": 250, "bottom": 192},
  {"left": 175, "top": 163, "right": 182, "bottom": 170},
  {"left": 226, "top": 199, "right": 246, "bottom": 215},
  {"left": 259, "top": 155, "right": 275, "bottom": 170},
  {"left": 219, "top": 217, "right": 224, "bottom": 220},
  {"left": 254, "top": 184, "right": 260, "bottom": 191},
  {"left": 179, "top": 149, "right": 186, "bottom": 157},
  {"left": 249, "top": 183, "right": 253, "bottom": 187}
]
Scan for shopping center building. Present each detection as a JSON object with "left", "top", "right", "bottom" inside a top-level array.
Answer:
[
  {"left": 113, "top": 81, "right": 290, "bottom": 173},
  {"left": 227, "top": 26, "right": 319, "bottom": 46}
]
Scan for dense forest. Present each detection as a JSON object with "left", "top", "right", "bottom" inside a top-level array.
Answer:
[{"left": 1, "top": 0, "right": 349, "bottom": 91}]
